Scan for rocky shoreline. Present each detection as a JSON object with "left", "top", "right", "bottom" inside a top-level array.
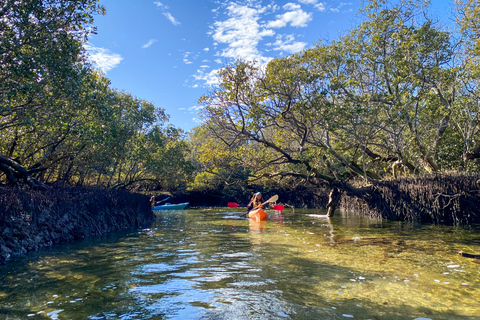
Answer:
[{"left": 0, "top": 186, "right": 154, "bottom": 264}]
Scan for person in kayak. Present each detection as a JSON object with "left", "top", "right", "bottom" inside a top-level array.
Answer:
[{"left": 246, "top": 192, "right": 263, "bottom": 213}]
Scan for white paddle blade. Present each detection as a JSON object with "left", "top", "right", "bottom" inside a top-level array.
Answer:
[{"left": 267, "top": 195, "right": 279, "bottom": 203}]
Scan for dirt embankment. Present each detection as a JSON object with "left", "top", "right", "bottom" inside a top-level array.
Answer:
[{"left": 0, "top": 187, "right": 154, "bottom": 264}]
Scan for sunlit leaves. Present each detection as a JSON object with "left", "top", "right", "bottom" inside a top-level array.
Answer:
[
  {"left": 194, "top": 0, "right": 480, "bottom": 193},
  {"left": 0, "top": 1, "right": 194, "bottom": 190}
]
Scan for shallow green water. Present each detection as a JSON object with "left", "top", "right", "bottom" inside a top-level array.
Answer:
[{"left": 1, "top": 208, "right": 480, "bottom": 320}]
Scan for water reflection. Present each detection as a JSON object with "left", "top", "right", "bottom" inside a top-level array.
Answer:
[{"left": 0, "top": 208, "right": 479, "bottom": 319}]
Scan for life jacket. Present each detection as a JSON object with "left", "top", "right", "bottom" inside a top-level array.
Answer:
[{"left": 252, "top": 198, "right": 263, "bottom": 208}]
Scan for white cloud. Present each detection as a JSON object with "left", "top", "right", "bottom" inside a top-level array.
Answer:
[
  {"left": 284, "top": 3, "right": 301, "bottom": 11},
  {"left": 155, "top": 1, "right": 180, "bottom": 25},
  {"left": 189, "top": 105, "right": 204, "bottom": 111},
  {"left": 163, "top": 12, "right": 180, "bottom": 25},
  {"left": 154, "top": 1, "right": 167, "bottom": 9},
  {"left": 194, "top": 68, "right": 221, "bottom": 87},
  {"left": 211, "top": 3, "right": 274, "bottom": 64},
  {"left": 142, "top": 39, "right": 157, "bottom": 48},
  {"left": 271, "top": 34, "right": 307, "bottom": 53},
  {"left": 199, "top": 1, "right": 320, "bottom": 87},
  {"left": 315, "top": 3, "right": 326, "bottom": 11},
  {"left": 267, "top": 4, "right": 312, "bottom": 28},
  {"left": 84, "top": 44, "right": 123, "bottom": 72},
  {"left": 298, "top": 0, "right": 326, "bottom": 11},
  {"left": 330, "top": 2, "right": 352, "bottom": 13}
]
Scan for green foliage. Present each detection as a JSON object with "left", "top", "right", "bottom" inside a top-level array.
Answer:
[
  {"left": 192, "top": 0, "right": 480, "bottom": 193},
  {"left": 0, "top": 0, "right": 194, "bottom": 191}
]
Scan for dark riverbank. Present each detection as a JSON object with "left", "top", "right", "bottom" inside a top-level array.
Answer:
[
  {"left": 0, "top": 186, "right": 154, "bottom": 264},
  {"left": 172, "top": 174, "right": 480, "bottom": 226},
  {"left": 3, "top": 174, "right": 478, "bottom": 263}
]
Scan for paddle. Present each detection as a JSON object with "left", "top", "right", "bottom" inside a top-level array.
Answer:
[
  {"left": 227, "top": 202, "right": 239, "bottom": 208},
  {"left": 158, "top": 196, "right": 170, "bottom": 203},
  {"left": 152, "top": 196, "right": 170, "bottom": 207},
  {"left": 250, "top": 194, "right": 279, "bottom": 211},
  {"left": 228, "top": 195, "right": 281, "bottom": 212}
]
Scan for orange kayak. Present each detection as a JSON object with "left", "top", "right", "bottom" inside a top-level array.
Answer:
[{"left": 248, "top": 208, "right": 268, "bottom": 221}]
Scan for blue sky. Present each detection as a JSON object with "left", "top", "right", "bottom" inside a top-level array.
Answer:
[{"left": 86, "top": 0, "right": 454, "bottom": 132}]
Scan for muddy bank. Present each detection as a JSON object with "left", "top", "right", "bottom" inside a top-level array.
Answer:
[
  {"left": 0, "top": 186, "right": 154, "bottom": 264},
  {"left": 340, "top": 174, "right": 480, "bottom": 225}
]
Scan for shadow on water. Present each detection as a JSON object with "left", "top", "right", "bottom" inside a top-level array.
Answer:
[{"left": 0, "top": 208, "right": 479, "bottom": 319}]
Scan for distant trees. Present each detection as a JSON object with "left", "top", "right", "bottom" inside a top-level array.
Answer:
[
  {"left": 0, "top": 0, "right": 193, "bottom": 191},
  {"left": 456, "top": 0, "right": 480, "bottom": 162},
  {"left": 5, "top": 0, "right": 480, "bottom": 203},
  {"left": 195, "top": 0, "right": 480, "bottom": 213}
]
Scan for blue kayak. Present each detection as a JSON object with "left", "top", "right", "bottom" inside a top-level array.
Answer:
[{"left": 152, "top": 202, "right": 189, "bottom": 211}]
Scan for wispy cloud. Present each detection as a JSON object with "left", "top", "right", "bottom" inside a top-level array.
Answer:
[
  {"left": 163, "top": 12, "right": 180, "bottom": 25},
  {"left": 270, "top": 34, "right": 307, "bottom": 53},
  {"left": 192, "top": 117, "right": 205, "bottom": 124},
  {"left": 330, "top": 2, "right": 353, "bottom": 13},
  {"left": 189, "top": 105, "right": 204, "bottom": 112},
  {"left": 314, "top": 3, "right": 326, "bottom": 11},
  {"left": 154, "top": 1, "right": 180, "bottom": 25},
  {"left": 297, "top": 0, "right": 327, "bottom": 11},
  {"left": 154, "top": 1, "right": 167, "bottom": 9},
  {"left": 210, "top": 2, "right": 275, "bottom": 64},
  {"left": 267, "top": 3, "right": 312, "bottom": 28},
  {"left": 194, "top": 68, "right": 221, "bottom": 86},
  {"left": 208, "top": 1, "right": 316, "bottom": 64},
  {"left": 183, "top": 51, "right": 194, "bottom": 65},
  {"left": 84, "top": 44, "right": 123, "bottom": 72},
  {"left": 142, "top": 39, "right": 157, "bottom": 48},
  {"left": 196, "top": 0, "right": 334, "bottom": 87}
]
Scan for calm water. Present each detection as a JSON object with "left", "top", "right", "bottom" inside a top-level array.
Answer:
[{"left": 1, "top": 208, "right": 479, "bottom": 320}]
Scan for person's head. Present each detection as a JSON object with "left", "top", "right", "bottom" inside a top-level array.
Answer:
[{"left": 255, "top": 192, "right": 262, "bottom": 200}]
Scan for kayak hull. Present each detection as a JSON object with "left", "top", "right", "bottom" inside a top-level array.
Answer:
[
  {"left": 152, "top": 202, "right": 189, "bottom": 211},
  {"left": 248, "top": 208, "right": 268, "bottom": 220}
]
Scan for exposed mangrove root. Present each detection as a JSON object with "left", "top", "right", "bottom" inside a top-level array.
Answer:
[{"left": 340, "top": 174, "right": 480, "bottom": 225}]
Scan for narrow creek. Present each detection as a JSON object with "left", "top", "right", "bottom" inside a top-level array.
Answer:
[{"left": 1, "top": 208, "right": 479, "bottom": 319}]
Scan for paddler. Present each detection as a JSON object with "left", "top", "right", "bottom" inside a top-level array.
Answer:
[{"left": 246, "top": 192, "right": 263, "bottom": 213}]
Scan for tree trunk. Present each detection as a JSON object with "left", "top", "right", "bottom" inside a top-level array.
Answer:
[
  {"left": 326, "top": 187, "right": 341, "bottom": 217},
  {"left": 0, "top": 156, "right": 46, "bottom": 189}
]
